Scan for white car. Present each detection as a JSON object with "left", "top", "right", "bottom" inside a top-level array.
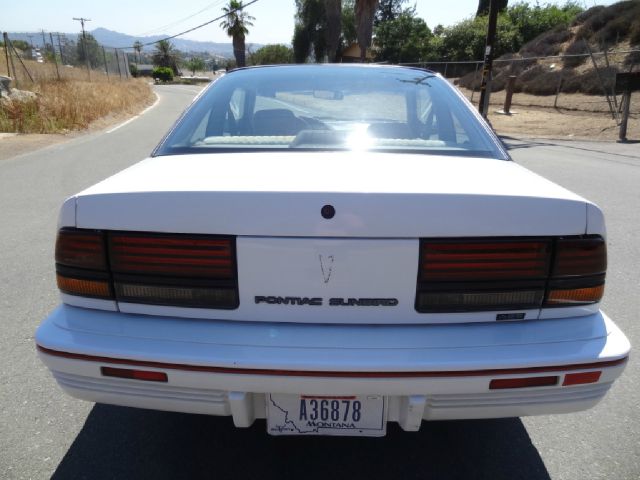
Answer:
[{"left": 36, "top": 65, "right": 630, "bottom": 437}]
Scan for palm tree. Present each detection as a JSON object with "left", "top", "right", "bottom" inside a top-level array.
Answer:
[
  {"left": 220, "top": 0, "right": 255, "bottom": 68},
  {"left": 325, "top": 0, "right": 342, "bottom": 62},
  {"left": 133, "top": 41, "right": 143, "bottom": 64},
  {"left": 355, "top": 0, "right": 379, "bottom": 62},
  {"left": 152, "top": 39, "right": 179, "bottom": 74}
]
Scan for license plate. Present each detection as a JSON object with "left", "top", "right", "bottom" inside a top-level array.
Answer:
[{"left": 266, "top": 394, "right": 386, "bottom": 436}]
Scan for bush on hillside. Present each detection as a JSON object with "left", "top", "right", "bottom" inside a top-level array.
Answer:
[
  {"left": 520, "top": 28, "right": 571, "bottom": 57},
  {"left": 562, "top": 66, "right": 618, "bottom": 95},
  {"left": 629, "top": 18, "right": 640, "bottom": 45},
  {"left": 562, "top": 40, "right": 589, "bottom": 68},
  {"left": 571, "top": 6, "right": 604, "bottom": 26},
  {"left": 576, "top": 1, "right": 640, "bottom": 42},
  {"left": 593, "top": 16, "right": 633, "bottom": 46},
  {"left": 624, "top": 50, "right": 640, "bottom": 67}
]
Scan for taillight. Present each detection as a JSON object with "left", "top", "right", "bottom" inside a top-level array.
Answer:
[
  {"left": 416, "top": 236, "right": 606, "bottom": 313},
  {"left": 416, "top": 239, "right": 551, "bottom": 313},
  {"left": 108, "top": 232, "right": 238, "bottom": 309},
  {"left": 55, "top": 229, "right": 238, "bottom": 309},
  {"left": 545, "top": 237, "right": 606, "bottom": 306},
  {"left": 55, "top": 229, "right": 112, "bottom": 299}
]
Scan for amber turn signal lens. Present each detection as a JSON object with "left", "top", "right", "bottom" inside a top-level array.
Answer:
[
  {"left": 546, "top": 285, "right": 605, "bottom": 305},
  {"left": 56, "top": 274, "right": 112, "bottom": 299}
]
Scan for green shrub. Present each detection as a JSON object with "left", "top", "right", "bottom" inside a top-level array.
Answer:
[{"left": 152, "top": 67, "right": 173, "bottom": 82}]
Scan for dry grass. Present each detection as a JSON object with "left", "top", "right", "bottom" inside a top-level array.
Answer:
[{"left": 1, "top": 56, "right": 155, "bottom": 133}]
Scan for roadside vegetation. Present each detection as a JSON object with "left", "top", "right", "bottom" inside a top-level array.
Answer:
[
  {"left": 0, "top": 59, "right": 154, "bottom": 134},
  {"left": 456, "top": 1, "right": 640, "bottom": 95}
]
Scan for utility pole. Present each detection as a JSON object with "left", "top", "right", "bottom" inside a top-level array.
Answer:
[
  {"left": 55, "top": 33, "right": 65, "bottom": 65},
  {"left": 73, "top": 17, "right": 92, "bottom": 80},
  {"left": 478, "top": 0, "right": 499, "bottom": 118},
  {"left": 49, "top": 32, "right": 61, "bottom": 80},
  {"left": 26, "top": 34, "right": 35, "bottom": 56},
  {"left": 41, "top": 29, "right": 47, "bottom": 49}
]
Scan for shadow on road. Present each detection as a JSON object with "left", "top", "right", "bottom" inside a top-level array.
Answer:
[
  {"left": 500, "top": 136, "right": 640, "bottom": 162},
  {"left": 52, "top": 404, "right": 551, "bottom": 480}
]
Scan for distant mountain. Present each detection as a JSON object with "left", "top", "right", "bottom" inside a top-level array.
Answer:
[
  {"left": 6, "top": 28, "right": 263, "bottom": 59},
  {"left": 91, "top": 28, "right": 254, "bottom": 58}
]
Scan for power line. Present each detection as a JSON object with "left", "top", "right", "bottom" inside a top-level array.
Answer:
[
  {"left": 135, "top": 0, "right": 228, "bottom": 37},
  {"left": 127, "top": 0, "right": 260, "bottom": 50}
]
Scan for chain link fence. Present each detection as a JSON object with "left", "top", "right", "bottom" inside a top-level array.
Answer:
[
  {"left": 400, "top": 48, "right": 640, "bottom": 117},
  {"left": 2, "top": 31, "right": 135, "bottom": 87}
]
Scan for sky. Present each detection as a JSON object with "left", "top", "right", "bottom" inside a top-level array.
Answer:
[{"left": 3, "top": 0, "right": 619, "bottom": 45}]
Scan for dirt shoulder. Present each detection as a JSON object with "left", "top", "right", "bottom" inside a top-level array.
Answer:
[
  {"left": 457, "top": 86, "right": 639, "bottom": 142},
  {"left": 0, "top": 92, "right": 158, "bottom": 161}
]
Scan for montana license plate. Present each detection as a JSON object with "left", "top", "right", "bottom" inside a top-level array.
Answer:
[{"left": 266, "top": 394, "right": 386, "bottom": 436}]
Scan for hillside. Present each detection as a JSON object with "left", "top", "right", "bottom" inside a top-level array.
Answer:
[{"left": 457, "top": 1, "right": 640, "bottom": 95}]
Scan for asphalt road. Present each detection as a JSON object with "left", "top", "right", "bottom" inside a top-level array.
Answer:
[{"left": 1, "top": 86, "right": 638, "bottom": 480}]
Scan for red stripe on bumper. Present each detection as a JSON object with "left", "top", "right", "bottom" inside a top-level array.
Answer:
[{"left": 36, "top": 345, "right": 628, "bottom": 378}]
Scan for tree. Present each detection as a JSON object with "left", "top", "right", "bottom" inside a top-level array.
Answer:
[
  {"left": 249, "top": 44, "right": 294, "bottom": 65},
  {"left": 342, "top": 0, "right": 357, "bottom": 45},
  {"left": 375, "top": 10, "right": 433, "bottom": 63},
  {"left": 76, "top": 33, "right": 101, "bottom": 68},
  {"left": 220, "top": 0, "right": 255, "bottom": 68},
  {"left": 152, "top": 40, "right": 179, "bottom": 74},
  {"left": 293, "top": 0, "right": 328, "bottom": 62},
  {"left": 185, "top": 57, "right": 206, "bottom": 75},
  {"left": 355, "top": 0, "right": 379, "bottom": 61},
  {"left": 374, "top": 0, "right": 406, "bottom": 25},
  {"left": 325, "top": 0, "right": 342, "bottom": 62},
  {"left": 133, "top": 41, "right": 143, "bottom": 63},
  {"left": 476, "top": 0, "right": 508, "bottom": 17},
  {"left": 433, "top": 13, "right": 520, "bottom": 61}
]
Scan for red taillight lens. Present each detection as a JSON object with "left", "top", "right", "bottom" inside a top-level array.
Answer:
[
  {"left": 55, "top": 229, "right": 112, "bottom": 299},
  {"left": 552, "top": 238, "right": 606, "bottom": 277},
  {"left": 109, "top": 234, "right": 233, "bottom": 278},
  {"left": 108, "top": 232, "right": 238, "bottom": 309},
  {"left": 421, "top": 241, "right": 551, "bottom": 281},
  {"left": 55, "top": 229, "right": 107, "bottom": 270}
]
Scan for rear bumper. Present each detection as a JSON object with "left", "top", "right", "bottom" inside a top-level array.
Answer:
[{"left": 36, "top": 305, "right": 630, "bottom": 431}]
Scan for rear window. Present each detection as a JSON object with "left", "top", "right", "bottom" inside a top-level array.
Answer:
[{"left": 155, "top": 65, "right": 505, "bottom": 158}]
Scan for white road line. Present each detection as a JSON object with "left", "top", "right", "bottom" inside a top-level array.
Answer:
[{"left": 106, "top": 91, "right": 161, "bottom": 134}]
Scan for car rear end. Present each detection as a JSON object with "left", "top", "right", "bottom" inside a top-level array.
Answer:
[{"left": 36, "top": 65, "right": 630, "bottom": 436}]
